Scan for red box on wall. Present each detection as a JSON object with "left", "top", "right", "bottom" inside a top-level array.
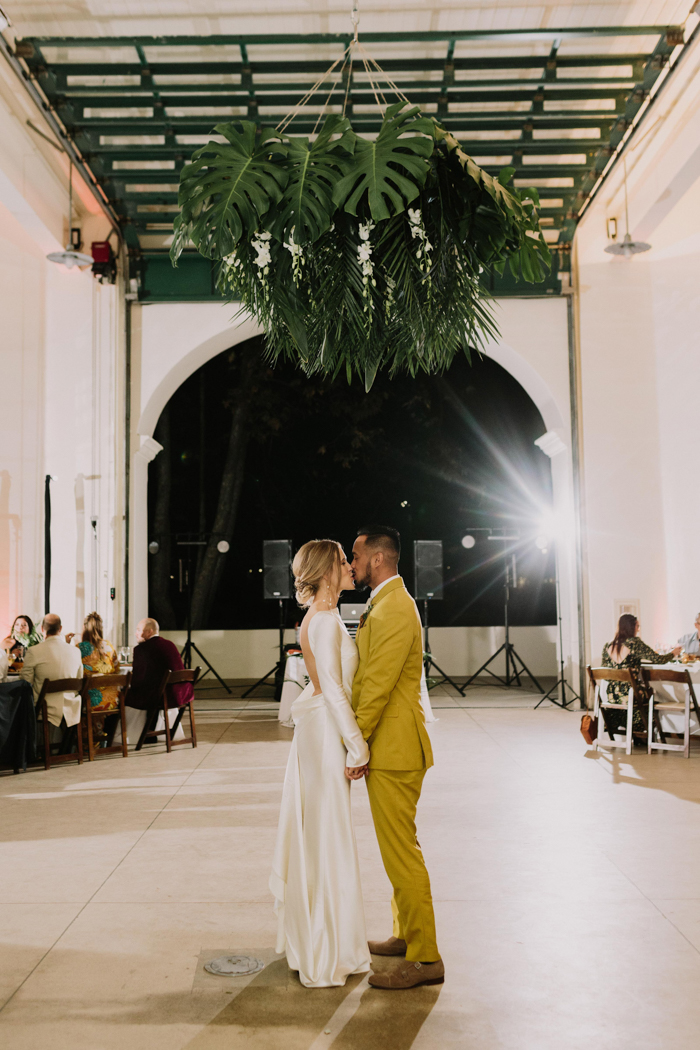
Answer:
[{"left": 91, "top": 241, "right": 113, "bottom": 263}]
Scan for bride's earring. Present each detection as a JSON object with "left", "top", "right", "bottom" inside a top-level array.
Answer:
[{"left": 319, "top": 579, "right": 335, "bottom": 608}]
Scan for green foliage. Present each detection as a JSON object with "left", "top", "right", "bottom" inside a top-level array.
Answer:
[
  {"left": 171, "top": 102, "right": 552, "bottom": 384},
  {"left": 271, "top": 115, "right": 355, "bottom": 245},
  {"left": 172, "top": 124, "right": 287, "bottom": 260},
  {"left": 332, "top": 102, "right": 435, "bottom": 220}
]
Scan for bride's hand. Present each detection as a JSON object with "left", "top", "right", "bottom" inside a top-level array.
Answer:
[{"left": 345, "top": 764, "right": 368, "bottom": 781}]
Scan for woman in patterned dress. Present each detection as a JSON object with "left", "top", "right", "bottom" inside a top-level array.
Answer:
[
  {"left": 601, "top": 614, "right": 681, "bottom": 732},
  {"left": 76, "top": 612, "right": 121, "bottom": 716}
]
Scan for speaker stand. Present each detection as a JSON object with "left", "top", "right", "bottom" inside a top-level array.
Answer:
[
  {"left": 242, "top": 599, "right": 287, "bottom": 700},
  {"left": 534, "top": 552, "right": 578, "bottom": 710},
  {"left": 178, "top": 547, "right": 231, "bottom": 694},
  {"left": 461, "top": 561, "right": 543, "bottom": 694},
  {"left": 421, "top": 600, "right": 465, "bottom": 695}
]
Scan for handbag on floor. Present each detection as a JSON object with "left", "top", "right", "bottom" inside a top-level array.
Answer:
[{"left": 580, "top": 713, "right": 597, "bottom": 745}]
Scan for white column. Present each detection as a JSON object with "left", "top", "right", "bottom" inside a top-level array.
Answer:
[
  {"left": 535, "top": 429, "right": 581, "bottom": 697},
  {"left": 130, "top": 435, "right": 162, "bottom": 636}
]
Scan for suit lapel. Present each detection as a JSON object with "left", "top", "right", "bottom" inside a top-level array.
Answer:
[{"left": 355, "top": 577, "right": 405, "bottom": 643}]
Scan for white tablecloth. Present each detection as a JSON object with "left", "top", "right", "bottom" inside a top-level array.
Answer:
[{"left": 278, "top": 652, "right": 436, "bottom": 725}]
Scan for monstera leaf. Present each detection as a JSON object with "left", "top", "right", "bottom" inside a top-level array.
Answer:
[
  {"left": 170, "top": 122, "right": 287, "bottom": 263},
  {"left": 332, "top": 101, "right": 435, "bottom": 221},
  {"left": 270, "top": 114, "right": 355, "bottom": 245}
]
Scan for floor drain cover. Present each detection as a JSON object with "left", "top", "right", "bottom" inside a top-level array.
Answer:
[{"left": 204, "top": 955, "right": 265, "bottom": 977}]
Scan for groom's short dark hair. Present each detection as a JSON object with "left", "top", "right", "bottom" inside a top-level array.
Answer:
[{"left": 357, "top": 525, "right": 401, "bottom": 560}]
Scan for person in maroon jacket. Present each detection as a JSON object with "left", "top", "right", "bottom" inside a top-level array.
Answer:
[{"left": 127, "top": 618, "right": 194, "bottom": 710}]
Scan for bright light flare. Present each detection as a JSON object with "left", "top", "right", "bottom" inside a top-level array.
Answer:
[{"left": 461, "top": 534, "right": 476, "bottom": 549}]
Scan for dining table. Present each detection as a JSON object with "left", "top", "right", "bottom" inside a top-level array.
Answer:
[{"left": 0, "top": 675, "right": 37, "bottom": 772}]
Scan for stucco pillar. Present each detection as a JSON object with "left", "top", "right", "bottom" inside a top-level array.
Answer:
[{"left": 129, "top": 435, "right": 162, "bottom": 636}]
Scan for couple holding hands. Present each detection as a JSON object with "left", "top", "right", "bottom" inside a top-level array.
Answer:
[{"left": 270, "top": 525, "right": 443, "bottom": 990}]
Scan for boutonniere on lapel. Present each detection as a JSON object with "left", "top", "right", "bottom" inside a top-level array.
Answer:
[{"left": 358, "top": 602, "right": 374, "bottom": 630}]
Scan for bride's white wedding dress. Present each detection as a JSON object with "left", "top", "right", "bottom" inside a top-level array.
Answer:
[{"left": 270, "top": 609, "right": 371, "bottom": 987}]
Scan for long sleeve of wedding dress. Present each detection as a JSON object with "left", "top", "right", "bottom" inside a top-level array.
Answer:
[{"left": 308, "top": 612, "right": 369, "bottom": 768}]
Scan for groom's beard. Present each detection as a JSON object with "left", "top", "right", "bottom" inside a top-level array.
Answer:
[{"left": 353, "top": 568, "right": 372, "bottom": 591}]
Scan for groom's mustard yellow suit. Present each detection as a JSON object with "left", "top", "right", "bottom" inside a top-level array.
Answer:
[{"left": 352, "top": 577, "right": 440, "bottom": 963}]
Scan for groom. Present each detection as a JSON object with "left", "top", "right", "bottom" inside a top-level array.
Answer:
[{"left": 349, "top": 525, "right": 444, "bottom": 989}]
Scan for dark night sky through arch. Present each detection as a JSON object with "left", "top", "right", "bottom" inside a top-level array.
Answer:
[{"left": 149, "top": 337, "right": 556, "bottom": 630}]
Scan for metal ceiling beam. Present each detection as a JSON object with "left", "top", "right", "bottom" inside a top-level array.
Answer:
[
  {"left": 60, "top": 87, "right": 630, "bottom": 109},
  {"left": 59, "top": 78, "right": 637, "bottom": 98},
  {"left": 45, "top": 54, "right": 648, "bottom": 77},
  {"left": 14, "top": 25, "right": 682, "bottom": 257},
  {"left": 20, "top": 27, "right": 681, "bottom": 46},
  {"left": 90, "top": 139, "right": 605, "bottom": 160}
]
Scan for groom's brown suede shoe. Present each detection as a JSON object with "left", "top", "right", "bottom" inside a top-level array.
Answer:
[
  {"left": 368, "top": 936, "right": 407, "bottom": 956},
  {"left": 369, "top": 959, "right": 445, "bottom": 989}
]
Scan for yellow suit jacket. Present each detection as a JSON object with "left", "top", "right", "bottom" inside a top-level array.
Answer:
[{"left": 352, "top": 577, "right": 433, "bottom": 771}]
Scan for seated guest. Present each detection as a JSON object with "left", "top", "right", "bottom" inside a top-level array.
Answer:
[
  {"left": 115, "top": 618, "right": 192, "bottom": 746},
  {"left": 678, "top": 613, "right": 700, "bottom": 656},
  {"left": 76, "top": 612, "right": 121, "bottom": 711},
  {"left": 19, "top": 614, "right": 83, "bottom": 737},
  {"left": 0, "top": 646, "right": 8, "bottom": 681},
  {"left": 602, "top": 614, "right": 681, "bottom": 734},
  {"left": 75, "top": 612, "right": 121, "bottom": 748},
  {"left": 128, "top": 617, "right": 193, "bottom": 709},
  {"left": 2, "top": 615, "right": 42, "bottom": 672}
]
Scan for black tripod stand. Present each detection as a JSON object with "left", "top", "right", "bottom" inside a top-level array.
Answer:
[
  {"left": 422, "top": 600, "right": 465, "bottom": 694},
  {"left": 535, "top": 553, "right": 579, "bottom": 710},
  {"left": 462, "top": 552, "right": 543, "bottom": 693},
  {"left": 178, "top": 541, "right": 231, "bottom": 694},
  {"left": 242, "top": 599, "right": 287, "bottom": 700}
]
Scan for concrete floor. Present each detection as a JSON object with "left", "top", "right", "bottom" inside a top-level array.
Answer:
[{"left": 3, "top": 693, "right": 700, "bottom": 1049}]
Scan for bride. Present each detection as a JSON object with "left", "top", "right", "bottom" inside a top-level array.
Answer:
[{"left": 270, "top": 539, "right": 371, "bottom": 987}]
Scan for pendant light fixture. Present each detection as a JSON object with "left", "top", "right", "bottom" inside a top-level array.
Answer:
[
  {"left": 46, "top": 160, "right": 94, "bottom": 269},
  {"left": 604, "top": 158, "right": 651, "bottom": 258}
]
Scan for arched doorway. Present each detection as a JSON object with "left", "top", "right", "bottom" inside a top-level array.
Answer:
[{"left": 131, "top": 298, "right": 579, "bottom": 686}]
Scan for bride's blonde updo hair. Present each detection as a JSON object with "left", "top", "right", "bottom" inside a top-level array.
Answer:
[{"left": 292, "top": 539, "right": 342, "bottom": 608}]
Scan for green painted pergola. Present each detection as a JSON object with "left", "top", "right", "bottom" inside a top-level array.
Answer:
[{"left": 15, "top": 25, "right": 682, "bottom": 296}]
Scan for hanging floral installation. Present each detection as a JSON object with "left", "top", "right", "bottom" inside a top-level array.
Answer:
[{"left": 170, "top": 32, "right": 551, "bottom": 388}]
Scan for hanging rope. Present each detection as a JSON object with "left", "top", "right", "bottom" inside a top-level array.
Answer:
[
  {"left": 276, "top": 56, "right": 345, "bottom": 133},
  {"left": 276, "top": 0, "right": 413, "bottom": 135}
]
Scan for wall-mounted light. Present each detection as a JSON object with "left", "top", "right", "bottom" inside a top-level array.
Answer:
[
  {"left": 148, "top": 541, "right": 159, "bottom": 555},
  {"left": 604, "top": 159, "right": 651, "bottom": 259},
  {"left": 217, "top": 540, "right": 230, "bottom": 554}
]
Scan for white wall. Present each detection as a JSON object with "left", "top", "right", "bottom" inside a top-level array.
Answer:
[
  {"left": 0, "top": 56, "right": 123, "bottom": 644},
  {"left": 575, "top": 26, "right": 700, "bottom": 660},
  {"left": 161, "top": 625, "right": 557, "bottom": 680}
]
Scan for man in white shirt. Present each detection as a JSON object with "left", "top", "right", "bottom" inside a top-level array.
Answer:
[
  {"left": 678, "top": 614, "right": 700, "bottom": 656},
  {"left": 20, "top": 614, "right": 83, "bottom": 729}
]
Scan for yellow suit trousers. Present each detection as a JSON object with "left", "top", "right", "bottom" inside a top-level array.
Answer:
[{"left": 366, "top": 767, "right": 440, "bottom": 963}]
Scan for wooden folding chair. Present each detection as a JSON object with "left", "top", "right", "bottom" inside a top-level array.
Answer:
[
  {"left": 36, "top": 677, "right": 84, "bottom": 770},
  {"left": 135, "top": 667, "right": 200, "bottom": 753},
  {"left": 643, "top": 667, "right": 699, "bottom": 759},
  {"left": 587, "top": 666, "right": 644, "bottom": 756},
  {"left": 82, "top": 673, "right": 132, "bottom": 761}
]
